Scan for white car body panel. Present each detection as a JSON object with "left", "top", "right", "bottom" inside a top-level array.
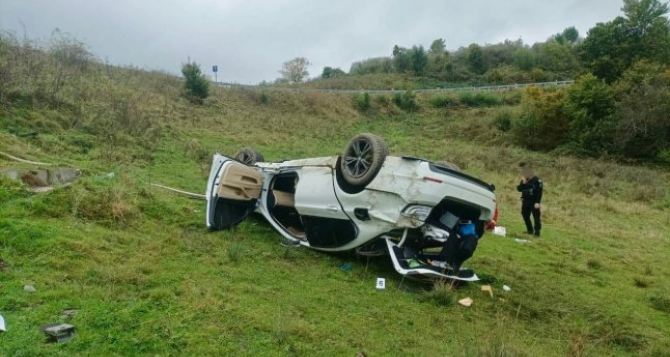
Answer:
[
  {"left": 294, "top": 166, "right": 347, "bottom": 220},
  {"left": 206, "top": 151, "right": 497, "bottom": 280}
]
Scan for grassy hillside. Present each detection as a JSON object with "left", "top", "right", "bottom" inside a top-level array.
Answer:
[
  {"left": 295, "top": 73, "right": 465, "bottom": 90},
  {"left": 1, "top": 38, "right": 670, "bottom": 355}
]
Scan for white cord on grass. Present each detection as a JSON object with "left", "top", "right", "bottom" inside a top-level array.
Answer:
[{"left": 0, "top": 151, "right": 53, "bottom": 166}]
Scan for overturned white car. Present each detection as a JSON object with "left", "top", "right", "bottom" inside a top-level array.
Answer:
[{"left": 206, "top": 134, "right": 498, "bottom": 281}]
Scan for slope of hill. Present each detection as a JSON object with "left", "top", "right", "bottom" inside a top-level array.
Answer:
[{"left": 1, "top": 36, "right": 670, "bottom": 355}]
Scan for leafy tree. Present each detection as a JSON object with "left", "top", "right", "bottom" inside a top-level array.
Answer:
[
  {"left": 279, "top": 57, "right": 311, "bottom": 83},
  {"left": 513, "top": 48, "right": 535, "bottom": 70},
  {"left": 466, "top": 44, "right": 486, "bottom": 74},
  {"left": 349, "top": 57, "right": 393, "bottom": 74},
  {"left": 535, "top": 40, "right": 581, "bottom": 75},
  {"left": 430, "top": 38, "right": 446, "bottom": 54},
  {"left": 392, "top": 45, "right": 411, "bottom": 72},
  {"left": 565, "top": 74, "right": 616, "bottom": 153},
  {"left": 581, "top": 0, "right": 670, "bottom": 82},
  {"left": 181, "top": 61, "right": 209, "bottom": 103},
  {"left": 555, "top": 27, "right": 580, "bottom": 44},
  {"left": 612, "top": 60, "right": 670, "bottom": 159},
  {"left": 410, "top": 46, "right": 428, "bottom": 74},
  {"left": 322, "top": 66, "right": 345, "bottom": 78}
]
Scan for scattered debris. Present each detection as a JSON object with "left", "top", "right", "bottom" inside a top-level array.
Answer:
[
  {"left": 376, "top": 278, "right": 386, "bottom": 290},
  {"left": 492, "top": 226, "right": 507, "bottom": 237},
  {"left": 0, "top": 314, "right": 5, "bottom": 332},
  {"left": 514, "top": 238, "right": 531, "bottom": 244},
  {"left": 42, "top": 323, "right": 75, "bottom": 343},
  {"left": 503, "top": 285, "right": 511, "bottom": 292},
  {"left": 481, "top": 284, "right": 494, "bottom": 298},
  {"left": 61, "top": 309, "right": 78, "bottom": 319},
  {"left": 339, "top": 262, "right": 352, "bottom": 272},
  {"left": 458, "top": 297, "right": 473, "bottom": 307},
  {"left": 0, "top": 258, "right": 6, "bottom": 271},
  {"left": 1, "top": 167, "right": 80, "bottom": 192},
  {"left": 24, "top": 284, "right": 36, "bottom": 293}
]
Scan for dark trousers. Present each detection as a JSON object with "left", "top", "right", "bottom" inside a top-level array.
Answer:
[{"left": 521, "top": 201, "right": 541, "bottom": 235}]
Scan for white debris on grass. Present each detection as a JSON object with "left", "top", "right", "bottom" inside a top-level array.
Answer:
[
  {"left": 481, "top": 284, "right": 493, "bottom": 298},
  {"left": 503, "top": 285, "right": 512, "bottom": 292},
  {"left": 492, "top": 226, "right": 507, "bottom": 237},
  {"left": 458, "top": 297, "right": 473, "bottom": 307},
  {"left": 0, "top": 314, "right": 6, "bottom": 332},
  {"left": 24, "top": 284, "right": 36, "bottom": 293}
]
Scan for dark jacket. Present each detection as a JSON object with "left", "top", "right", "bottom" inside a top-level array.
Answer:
[{"left": 517, "top": 176, "right": 543, "bottom": 204}]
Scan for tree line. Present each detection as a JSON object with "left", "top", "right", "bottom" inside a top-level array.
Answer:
[
  {"left": 318, "top": 0, "right": 669, "bottom": 87},
  {"left": 506, "top": 0, "right": 670, "bottom": 162}
]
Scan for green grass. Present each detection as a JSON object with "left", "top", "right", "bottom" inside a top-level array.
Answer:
[
  {"left": 1, "top": 49, "right": 670, "bottom": 355},
  {"left": 295, "top": 73, "right": 469, "bottom": 90}
]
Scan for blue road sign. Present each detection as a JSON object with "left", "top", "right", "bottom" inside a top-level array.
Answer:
[{"left": 212, "top": 65, "right": 218, "bottom": 73}]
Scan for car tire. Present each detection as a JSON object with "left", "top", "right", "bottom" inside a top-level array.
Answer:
[
  {"left": 234, "top": 147, "right": 264, "bottom": 165},
  {"left": 338, "top": 133, "right": 388, "bottom": 189}
]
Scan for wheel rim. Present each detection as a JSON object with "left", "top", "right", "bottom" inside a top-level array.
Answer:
[{"left": 343, "top": 138, "right": 373, "bottom": 178}]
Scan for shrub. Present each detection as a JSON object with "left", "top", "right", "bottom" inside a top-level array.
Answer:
[
  {"left": 259, "top": 92, "right": 269, "bottom": 104},
  {"left": 512, "top": 87, "right": 570, "bottom": 150},
  {"left": 565, "top": 74, "right": 617, "bottom": 155},
  {"left": 393, "top": 90, "right": 418, "bottom": 111},
  {"left": 494, "top": 110, "right": 513, "bottom": 132},
  {"left": 502, "top": 90, "right": 522, "bottom": 105},
  {"left": 353, "top": 92, "right": 370, "bottom": 112},
  {"left": 458, "top": 92, "right": 502, "bottom": 107},
  {"left": 181, "top": 62, "right": 209, "bottom": 103},
  {"left": 428, "top": 94, "right": 459, "bottom": 108}
]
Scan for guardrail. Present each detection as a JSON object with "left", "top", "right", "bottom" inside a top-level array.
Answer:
[{"left": 214, "top": 80, "right": 575, "bottom": 94}]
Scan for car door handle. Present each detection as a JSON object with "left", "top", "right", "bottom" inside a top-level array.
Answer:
[{"left": 326, "top": 205, "right": 340, "bottom": 212}]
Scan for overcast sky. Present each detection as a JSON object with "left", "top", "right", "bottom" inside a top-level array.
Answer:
[{"left": 1, "top": 0, "right": 622, "bottom": 84}]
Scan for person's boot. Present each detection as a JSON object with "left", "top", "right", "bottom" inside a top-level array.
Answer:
[{"left": 534, "top": 230, "right": 540, "bottom": 237}]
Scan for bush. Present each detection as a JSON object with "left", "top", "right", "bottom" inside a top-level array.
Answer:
[
  {"left": 565, "top": 74, "right": 616, "bottom": 154},
  {"left": 181, "top": 62, "right": 209, "bottom": 103},
  {"left": 428, "top": 94, "right": 459, "bottom": 108},
  {"left": 353, "top": 92, "right": 370, "bottom": 112},
  {"left": 494, "top": 110, "right": 513, "bottom": 132},
  {"left": 502, "top": 90, "right": 522, "bottom": 105},
  {"left": 393, "top": 90, "right": 418, "bottom": 111},
  {"left": 259, "top": 92, "right": 269, "bottom": 104},
  {"left": 458, "top": 92, "right": 502, "bottom": 107},
  {"left": 512, "top": 87, "right": 570, "bottom": 150}
]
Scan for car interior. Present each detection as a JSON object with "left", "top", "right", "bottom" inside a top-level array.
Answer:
[{"left": 267, "top": 172, "right": 306, "bottom": 239}]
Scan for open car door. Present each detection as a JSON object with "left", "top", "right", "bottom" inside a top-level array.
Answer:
[{"left": 206, "top": 154, "right": 263, "bottom": 230}]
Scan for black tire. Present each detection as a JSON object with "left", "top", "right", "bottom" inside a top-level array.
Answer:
[
  {"left": 338, "top": 133, "right": 388, "bottom": 188},
  {"left": 234, "top": 147, "right": 264, "bottom": 165}
]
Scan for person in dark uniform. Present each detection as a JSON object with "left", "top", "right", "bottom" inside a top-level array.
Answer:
[{"left": 516, "top": 163, "right": 543, "bottom": 236}]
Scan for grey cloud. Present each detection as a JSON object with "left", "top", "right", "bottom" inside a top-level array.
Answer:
[{"left": 0, "top": 0, "right": 622, "bottom": 83}]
